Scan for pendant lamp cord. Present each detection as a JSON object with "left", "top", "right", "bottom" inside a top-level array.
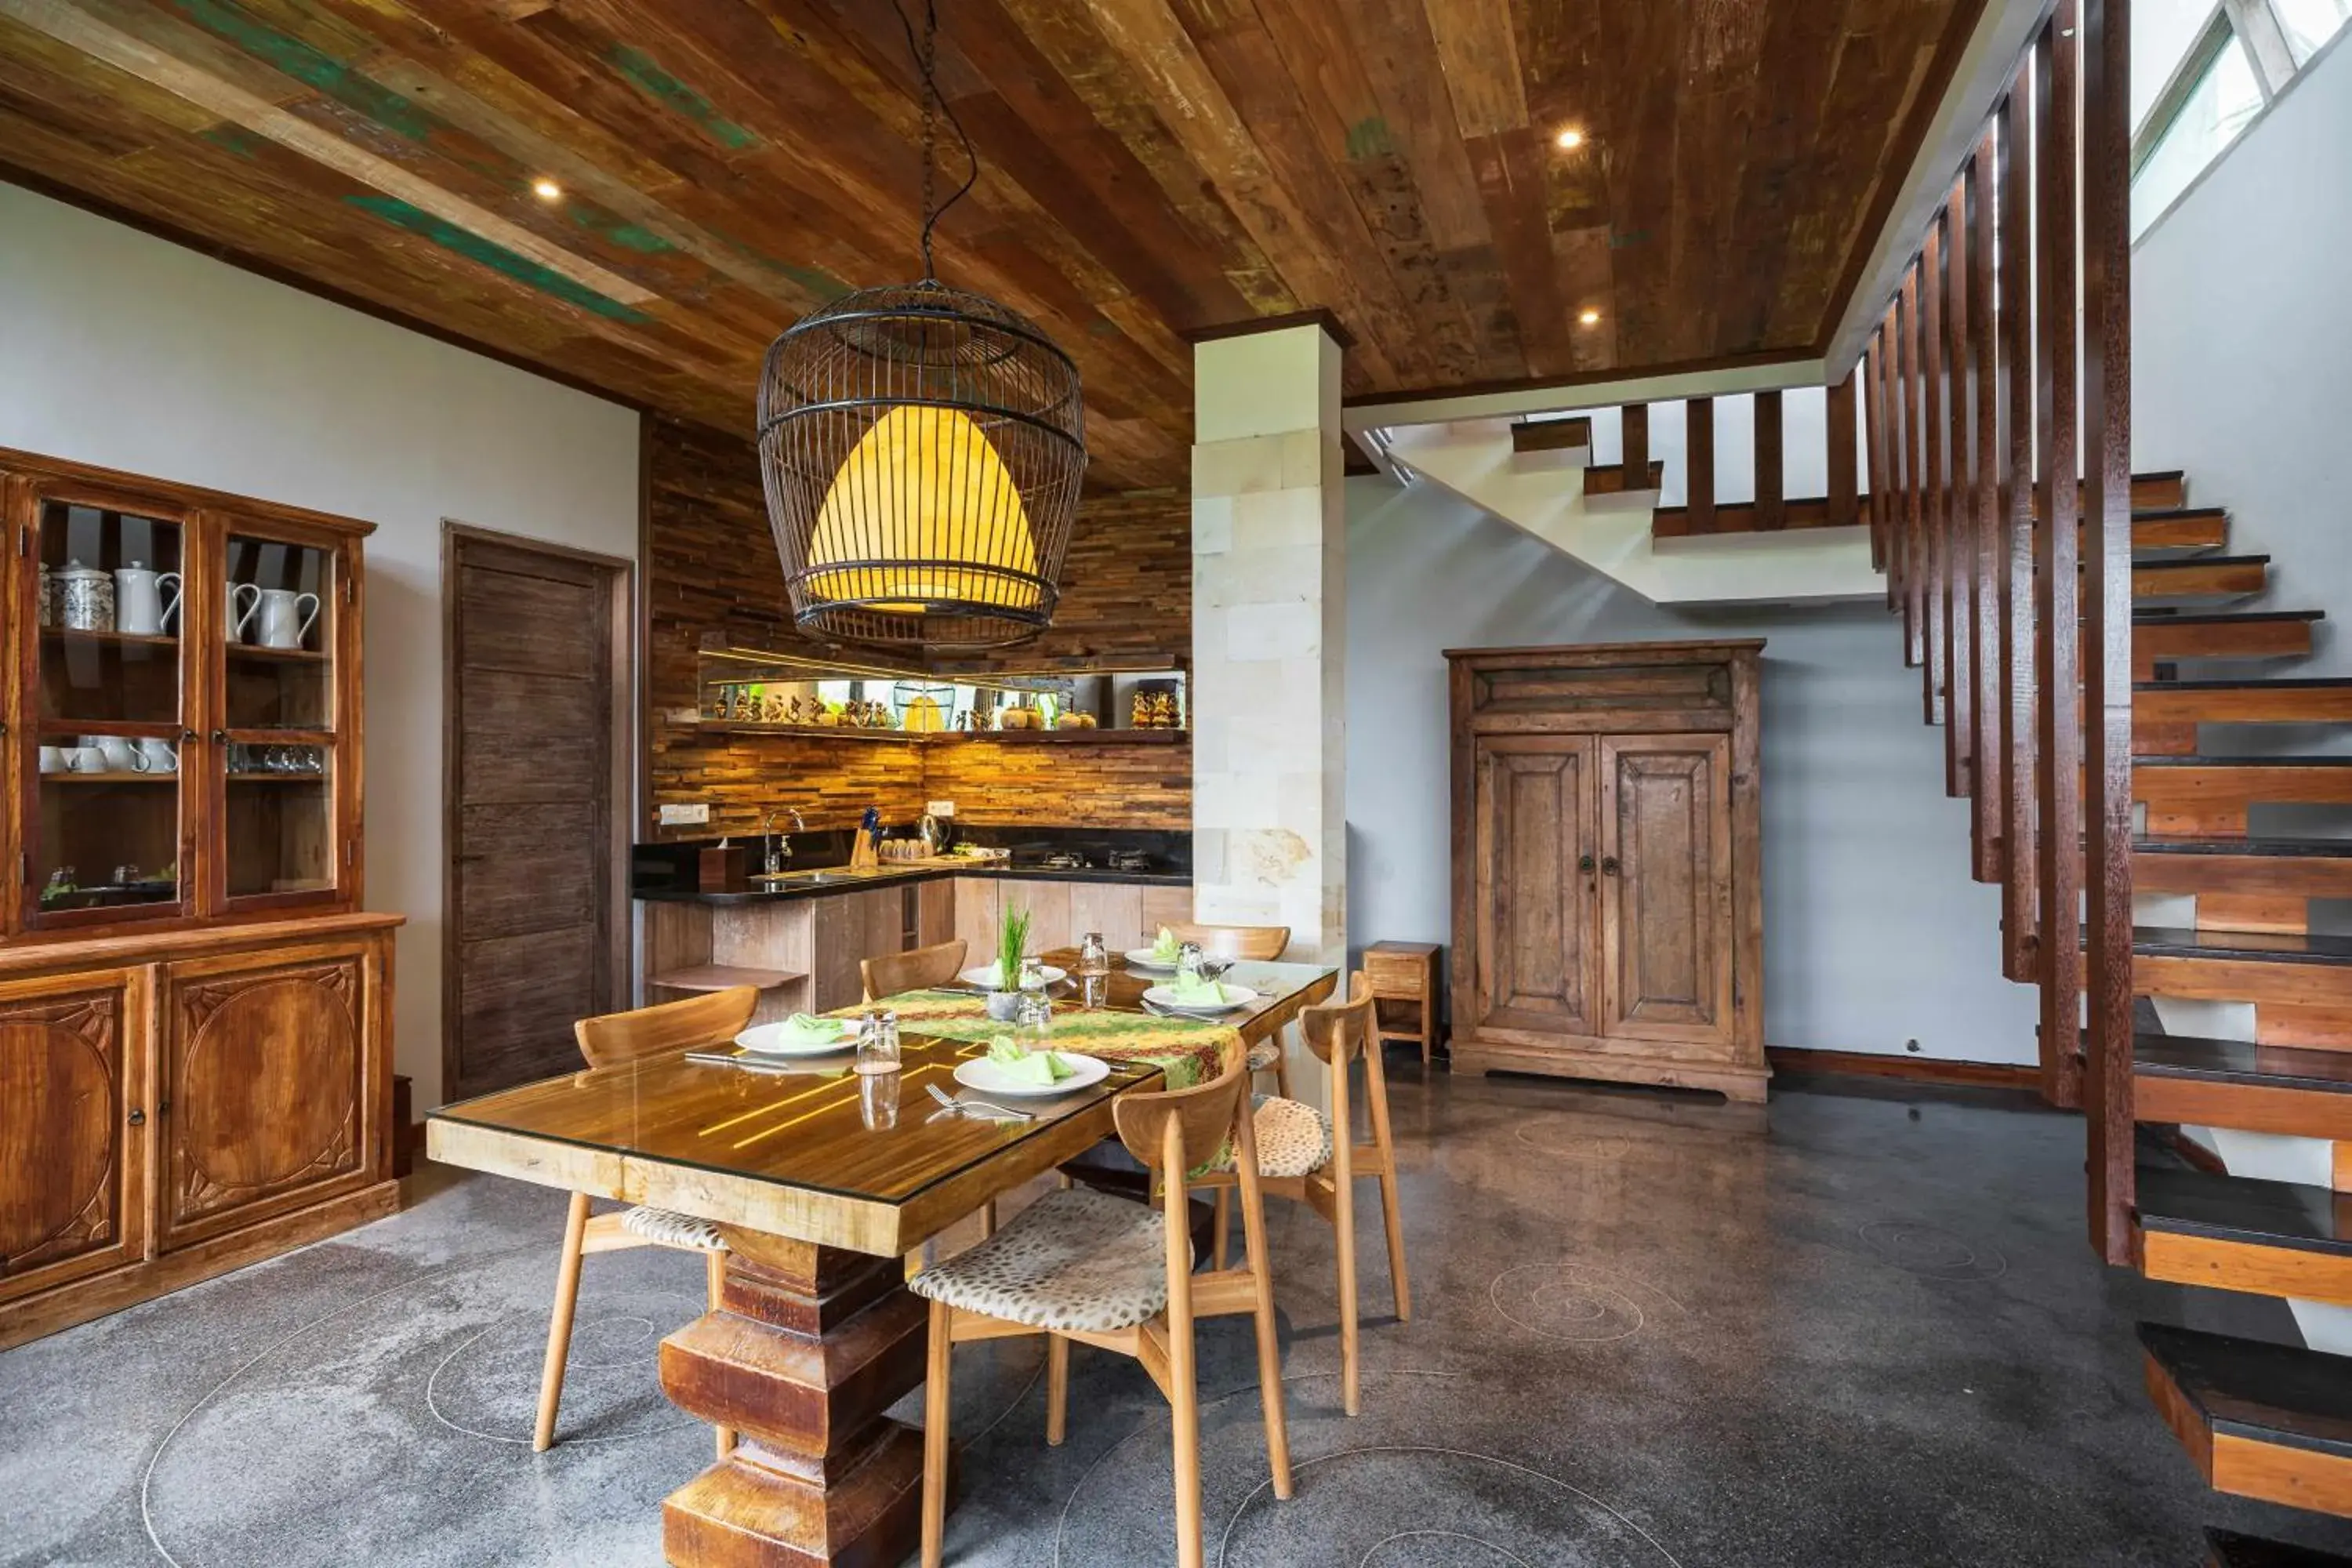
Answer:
[{"left": 896, "top": 0, "right": 980, "bottom": 283}]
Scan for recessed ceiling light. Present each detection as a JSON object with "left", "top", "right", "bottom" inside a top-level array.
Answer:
[
  {"left": 1555, "top": 128, "right": 1585, "bottom": 151},
  {"left": 1578, "top": 308, "right": 1602, "bottom": 326},
  {"left": 531, "top": 178, "right": 563, "bottom": 201}
]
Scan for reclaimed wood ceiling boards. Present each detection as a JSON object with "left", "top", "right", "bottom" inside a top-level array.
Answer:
[{"left": 0, "top": 0, "right": 1984, "bottom": 488}]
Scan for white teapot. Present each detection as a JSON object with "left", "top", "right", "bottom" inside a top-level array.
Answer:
[{"left": 114, "top": 561, "right": 182, "bottom": 637}]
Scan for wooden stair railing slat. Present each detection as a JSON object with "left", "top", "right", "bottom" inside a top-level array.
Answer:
[
  {"left": 1686, "top": 395, "right": 1715, "bottom": 538},
  {"left": 1826, "top": 368, "right": 1859, "bottom": 532},
  {"left": 1967, "top": 132, "right": 2004, "bottom": 888},
  {"left": 1754, "top": 389, "right": 1785, "bottom": 532},
  {"left": 2032, "top": 3, "right": 2085, "bottom": 1112},
  {"left": 1900, "top": 270, "right": 1925, "bottom": 668},
  {"left": 1623, "top": 402, "right": 1648, "bottom": 487},
  {"left": 1920, "top": 218, "right": 1950, "bottom": 731},
  {"left": 1940, "top": 182, "right": 1975, "bottom": 806},
  {"left": 1998, "top": 73, "right": 2040, "bottom": 989}
]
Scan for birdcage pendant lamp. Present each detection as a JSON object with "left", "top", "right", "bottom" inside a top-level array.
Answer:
[{"left": 755, "top": 4, "right": 1084, "bottom": 652}]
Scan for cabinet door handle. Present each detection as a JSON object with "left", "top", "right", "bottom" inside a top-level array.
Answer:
[
  {"left": 211, "top": 729, "right": 228, "bottom": 746},
  {"left": 1577, "top": 855, "right": 1595, "bottom": 873},
  {"left": 183, "top": 728, "right": 198, "bottom": 742},
  {"left": 127, "top": 1108, "right": 147, "bottom": 1127},
  {"left": 1601, "top": 857, "right": 1620, "bottom": 876}
]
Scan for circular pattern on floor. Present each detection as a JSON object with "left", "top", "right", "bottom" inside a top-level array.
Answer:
[
  {"left": 429, "top": 1292, "right": 702, "bottom": 1446},
  {"left": 1488, "top": 1261, "right": 1688, "bottom": 1343},
  {"left": 1857, "top": 1219, "right": 2009, "bottom": 1282},
  {"left": 1219, "top": 1446, "right": 1685, "bottom": 1566}
]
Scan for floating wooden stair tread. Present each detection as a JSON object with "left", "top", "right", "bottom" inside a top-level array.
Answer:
[
  {"left": 2125, "top": 508, "right": 2231, "bottom": 553},
  {"left": 2136, "top": 837, "right": 2352, "bottom": 860},
  {"left": 2207, "top": 1528, "right": 2352, "bottom": 1567},
  {"left": 2129, "top": 610, "right": 2325, "bottom": 674},
  {"left": 2140, "top": 1322, "right": 2352, "bottom": 1512},
  {"left": 2135, "top": 609, "right": 2325, "bottom": 626},
  {"left": 2137, "top": 1165, "right": 2352, "bottom": 1261},
  {"left": 2136, "top": 677, "right": 2352, "bottom": 728},
  {"left": 2133, "top": 554, "right": 2272, "bottom": 601},
  {"left": 2133, "top": 927, "right": 2352, "bottom": 965},
  {"left": 2135, "top": 1034, "right": 2352, "bottom": 1141},
  {"left": 647, "top": 964, "right": 805, "bottom": 992}
]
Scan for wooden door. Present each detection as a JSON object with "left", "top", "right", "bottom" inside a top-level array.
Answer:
[
  {"left": 1599, "top": 735, "right": 1734, "bottom": 1047},
  {"left": 1472, "top": 735, "right": 1598, "bottom": 1038},
  {"left": 0, "top": 969, "right": 147, "bottom": 1305},
  {"left": 444, "top": 528, "right": 631, "bottom": 1100},
  {"left": 158, "top": 943, "right": 376, "bottom": 1250}
]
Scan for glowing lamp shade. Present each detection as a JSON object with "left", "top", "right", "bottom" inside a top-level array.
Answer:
[
  {"left": 803, "top": 404, "right": 1040, "bottom": 614},
  {"left": 757, "top": 281, "right": 1085, "bottom": 652}
]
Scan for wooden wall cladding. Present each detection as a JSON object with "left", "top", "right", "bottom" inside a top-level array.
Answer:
[
  {"left": 644, "top": 418, "right": 1192, "bottom": 837},
  {"left": 924, "top": 736, "right": 1192, "bottom": 831}
]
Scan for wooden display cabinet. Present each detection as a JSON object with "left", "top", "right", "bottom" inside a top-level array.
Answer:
[
  {"left": 0, "top": 448, "right": 399, "bottom": 1350},
  {"left": 1446, "top": 641, "right": 1767, "bottom": 1102}
]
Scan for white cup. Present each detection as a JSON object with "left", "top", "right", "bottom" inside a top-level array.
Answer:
[
  {"left": 136, "top": 739, "right": 179, "bottom": 774},
  {"left": 89, "top": 737, "right": 147, "bottom": 773},
  {"left": 38, "top": 746, "right": 67, "bottom": 774},
  {"left": 65, "top": 746, "right": 108, "bottom": 774}
]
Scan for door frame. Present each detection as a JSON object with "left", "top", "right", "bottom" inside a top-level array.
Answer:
[{"left": 439, "top": 522, "right": 634, "bottom": 1103}]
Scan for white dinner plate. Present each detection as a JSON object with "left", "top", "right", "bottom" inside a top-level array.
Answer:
[
  {"left": 959, "top": 962, "right": 1069, "bottom": 989},
  {"left": 953, "top": 1051, "right": 1110, "bottom": 1098},
  {"left": 1142, "top": 982, "right": 1260, "bottom": 1015},
  {"left": 734, "top": 1018, "right": 858, "bottom": 1057},
  {"left": 1123, "top": 949, "right": 1182, "bottom": 971}
]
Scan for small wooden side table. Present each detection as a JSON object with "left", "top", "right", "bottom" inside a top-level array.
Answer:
[{"left": 1364, "top": 941, "right": 1443, "bottom": 1065}]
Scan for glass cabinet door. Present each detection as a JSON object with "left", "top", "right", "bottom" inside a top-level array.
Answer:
[
  {"left": 23, "top": 494, "right": 193, "bottom": 928},
  {"left": 216, "top": 521, "right": 347, "bottom": 909}
]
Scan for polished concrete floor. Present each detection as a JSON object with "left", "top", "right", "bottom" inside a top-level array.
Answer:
[{"left": 6, "top": 1065, "right": 2351, "bottom": 1567}]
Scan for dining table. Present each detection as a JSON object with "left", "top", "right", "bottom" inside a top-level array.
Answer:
[{"left": 426, "top": 949, "right": 1339, "bottom": 1568}]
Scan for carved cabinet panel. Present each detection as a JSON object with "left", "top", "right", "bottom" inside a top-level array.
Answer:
[
  {"left": 1599, "top": 735, "right": 1733, "bottom": 1048},
  {"left": 0, "top": 970, "right": 145, "bottom": 1305},
  {"left": 1472, "top": 736, "right": 1597, "bottom": 1039},
  {"left": 158, "top": 943, "right": 376, "bottom": 1250}
]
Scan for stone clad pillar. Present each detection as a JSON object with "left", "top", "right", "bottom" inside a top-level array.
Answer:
[{"left": 1189, "top": 320, "right": 1346, "bottom": 966}]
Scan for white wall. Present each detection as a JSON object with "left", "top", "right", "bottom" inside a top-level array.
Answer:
[
  {"left": 2136, "top": 38, "right": 2352, "bottom": 680},
  {"left": 1346, "top": 476, "right": 2038, "bottom": 1063},
  {"left": 0, "top": 184, "right": 642, "bottom": 1105}
]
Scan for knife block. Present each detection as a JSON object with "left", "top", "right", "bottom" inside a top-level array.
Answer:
[{"left": 699, "top": 844, "right": 750, "bottom": 893}]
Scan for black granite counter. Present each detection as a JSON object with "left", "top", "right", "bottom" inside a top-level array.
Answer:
[{"left": 633, "top": 826, "right": 1189, "bottom": 906}]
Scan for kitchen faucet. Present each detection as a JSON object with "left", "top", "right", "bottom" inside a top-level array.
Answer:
[{"left": 764, "top": 808, "right": 806, "bottom": 876}]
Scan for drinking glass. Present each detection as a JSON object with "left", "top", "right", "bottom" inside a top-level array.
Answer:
[
  {"left": 1076, "top": 931, "right": 1109, "bottom": 978},
  {"left": 855, "top": 1009, "right": 901, "bottom": 1076},
  {"left": 1014, "top": 991, "right": 1053, "bottom": 1051},
  {"left": 859, "top": 1071, "right": 901, "bottom": 1131}
]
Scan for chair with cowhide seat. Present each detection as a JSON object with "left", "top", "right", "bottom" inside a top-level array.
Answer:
[
  {"left": 911, "top": 1040, "right": 1291, "bottom": 1568},
  {"left": 533, "top": 985, "right": 757, "bottom": 1456},
  {"left": 1196, "top": 971, "right": 1410, "bottom": 1417}
]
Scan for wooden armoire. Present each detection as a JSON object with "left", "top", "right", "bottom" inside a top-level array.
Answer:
[{"left": 1447, "top": 640, "right": 1766, "bottom": 1102}]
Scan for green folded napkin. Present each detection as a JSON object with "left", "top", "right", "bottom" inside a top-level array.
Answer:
[
  {"left": 1149, "top": 925, "right": 1182, "bottom": 964},
  {"left": 785, "top": 1012, "right": 840, "bottom": 1038},
  {"left": 987, "top": 1034, "right": 1073, "bottom": 1084},
  {"left": 1169, "top": 971, "right": 1226, "bottom": 1006}
]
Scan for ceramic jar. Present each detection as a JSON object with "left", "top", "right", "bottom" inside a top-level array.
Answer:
[{"left": 55, "top": 561, "right": 114, "bottom": 633}]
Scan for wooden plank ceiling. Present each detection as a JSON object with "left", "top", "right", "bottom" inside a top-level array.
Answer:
[{"left": 0, "top": 0, "right": 1984, "bottom": 488}]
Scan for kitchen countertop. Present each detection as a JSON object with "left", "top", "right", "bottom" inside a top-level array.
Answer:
[{"left": 633, "top": 858, "right": 1189, "bottom": 906}]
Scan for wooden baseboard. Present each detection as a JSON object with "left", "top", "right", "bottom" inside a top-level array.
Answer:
[
  {"left": 0, "top": 1179, "right": 402, "bottom": 1352},
  {"left": 1765, "top": 1047, "right": 2042, "bottom": 1092}
]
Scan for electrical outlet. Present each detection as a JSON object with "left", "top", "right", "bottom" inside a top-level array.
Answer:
[
  {"left": 659, "top": 803, "right": 711, "bottom": 826},
  {"left": 927, "top": 800, "right": 956, "bottom": 817}
]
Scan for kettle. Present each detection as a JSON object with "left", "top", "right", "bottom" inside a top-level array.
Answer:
[{"left": 918, "top": 811, "right": 956, "bottom": 858}]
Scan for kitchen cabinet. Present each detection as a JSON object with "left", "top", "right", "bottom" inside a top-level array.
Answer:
[
  {"left": 158, "top": 942, "right": 378, "bottom": 1250},
  {"left": 0, "top": 968, "right": 146, "bottom": 1308},
  {"left": 0, "top": 448, "right": 400, "bottom": 1351},
  {"left": 958, "top": 876, "right": 1190, "bottom": 956},
  {"left": 1448, "top": 641, "right": 1765, "bottom": 1102}
]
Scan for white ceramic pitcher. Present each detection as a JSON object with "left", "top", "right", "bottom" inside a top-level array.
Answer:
[
  {"left": 235, "top": 586, "right": 319, "bottom": 650},
  {"left": 114, "top": 561, "right": 182, "bottom": 637}
]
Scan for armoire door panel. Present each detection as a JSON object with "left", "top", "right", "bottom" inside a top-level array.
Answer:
[
  {"left": 1601, "top": 735, "right": 1733, "bottom": 1044},
  {"left": 1473, "top": 736, "right": 1596, "bottom": 1037}
]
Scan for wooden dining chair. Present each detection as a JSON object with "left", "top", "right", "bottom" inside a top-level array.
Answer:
[
  {"left": 862, "top": 937, "right": 967, "bottom": 1001},
  {"left": 1171, "top": 923, "right": 1294, "bottom": 1095},
  {"left": 1197, "top": 973, "right": 1409, "bottom": 1417},
  {"left": 912, "top": 1044, "right": 1291, "bottom": 1568},
  {"left": 534, "top": 985, "right": 758, "bottom": 1457}
]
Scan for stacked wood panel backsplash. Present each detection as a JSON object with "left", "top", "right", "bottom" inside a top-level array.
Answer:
[{"left": 644, "top": 417, "right": 1193, "bottom": 837}]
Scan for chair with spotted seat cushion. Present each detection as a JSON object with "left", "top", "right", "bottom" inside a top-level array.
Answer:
[
  {"left": 916, "top": 1047, "right": 1291, "bottom": 1568},
  {"left": 533, "top": 986, "right": 760, "bottom": 1457},
  {"left": 1196, "top": 972, "right": 1410, "bottom": 1418}
]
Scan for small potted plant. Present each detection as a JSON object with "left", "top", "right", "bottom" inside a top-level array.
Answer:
[{"left": 988, "top": 906, "right": 1032, "bottom": 1022}]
